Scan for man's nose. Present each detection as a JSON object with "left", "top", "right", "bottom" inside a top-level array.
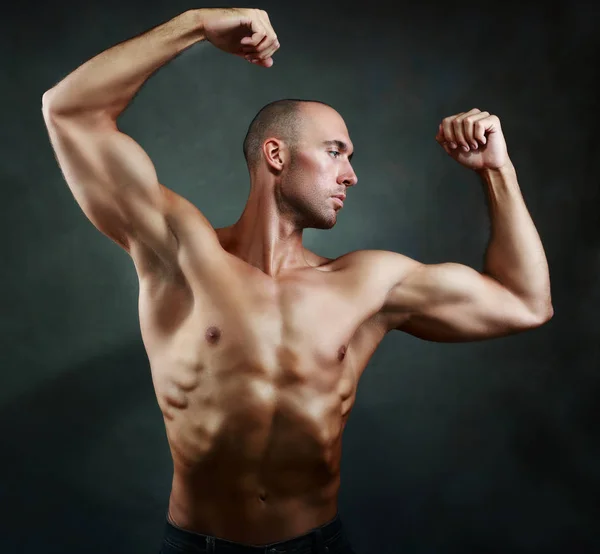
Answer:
[{"left": 339, "top": 167, "right": 358, "bottom": 187}]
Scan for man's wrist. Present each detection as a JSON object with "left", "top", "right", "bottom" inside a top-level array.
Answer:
[
  {"left": 182, "top": 9, "right": 208, "bottom": 42},
  {"left": 477, "top": 159, "right": 516, "bottom": 180}
]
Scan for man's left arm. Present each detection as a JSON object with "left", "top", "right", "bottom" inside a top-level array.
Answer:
[{"left": 375, "top": 109, "right": 553, "bottom": 342}]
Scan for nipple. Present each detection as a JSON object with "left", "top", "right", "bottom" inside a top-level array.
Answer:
[
  {"left": 205, "top": 326, "right": 222, "bottom": 344},
  {"left": 338, "top": 345, "right": 347, "bottom": 362}
]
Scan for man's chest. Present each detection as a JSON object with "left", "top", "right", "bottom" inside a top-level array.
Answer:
[{"left": 139, "top": 260, "right": 387, "bottom": 381}]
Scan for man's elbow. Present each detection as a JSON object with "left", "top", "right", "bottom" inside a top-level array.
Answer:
[
  {"left": 544, "top": 303, "right": 554, "bottom": 322},
  {"left": 42, "top": 88, "right": 61, "bottom": 117},
  {"left": 524, "top": 301, "right": 554, "bottom": 329}
]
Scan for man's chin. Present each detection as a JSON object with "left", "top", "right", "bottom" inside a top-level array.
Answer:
[
  {"left": 310, "top": 215, "right": 337, "bottom": 230},
  {"left": 297, "top": 207, "right": 338, "bottom": 230}
]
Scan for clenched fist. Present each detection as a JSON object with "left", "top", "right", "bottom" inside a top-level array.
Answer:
[
  {"left": 435, "top": 109, "right": 510, "bottom": 172},
  {"left": 200, "top": 8, "right": 280, "bottom": 68}
]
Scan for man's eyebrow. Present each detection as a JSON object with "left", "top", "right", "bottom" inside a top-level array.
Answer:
[{"left": 322, "top": 140, "right": 354, "bottom": 161}]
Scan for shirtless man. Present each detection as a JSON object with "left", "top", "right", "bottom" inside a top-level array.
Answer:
[{"left": 41, "top": 7, "right": 553, "bottom": 554}]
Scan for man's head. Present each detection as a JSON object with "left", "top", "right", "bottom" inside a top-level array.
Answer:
[{"left": 242, "top": 99, "right": 357, "bottom": 230}]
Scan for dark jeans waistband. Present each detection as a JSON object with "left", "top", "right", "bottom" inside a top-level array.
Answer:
[{"left": 163, "top": 512, "right": 343, "bottom": 553}]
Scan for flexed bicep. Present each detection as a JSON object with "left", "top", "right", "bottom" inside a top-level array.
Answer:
[{"left": 43, "top": 110, "right": 177, "bottom": 261}]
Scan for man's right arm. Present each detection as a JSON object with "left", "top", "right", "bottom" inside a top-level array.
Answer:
[{"left": 41, "top": 9, "right": 210, "bottom": 263}]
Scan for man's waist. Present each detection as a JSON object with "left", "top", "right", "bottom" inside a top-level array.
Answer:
[{"left": 166, "top": 485, "right": 339, "bottom": 546}]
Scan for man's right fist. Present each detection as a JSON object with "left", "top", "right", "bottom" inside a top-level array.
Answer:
[{"left": 199, "top": 8, "right": 280, "bottom": 68}]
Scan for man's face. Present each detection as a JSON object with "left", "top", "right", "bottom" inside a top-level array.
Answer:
[{"left": 278, "top": 104, "right": 357, "bottom": 230}]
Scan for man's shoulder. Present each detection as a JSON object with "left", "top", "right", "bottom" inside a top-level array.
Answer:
[
  {"left": 315, "top": 250, "right": 422, "bottom": 323},
  {"left": 328, "top": 249, "right": 418, "bottom": 274}
]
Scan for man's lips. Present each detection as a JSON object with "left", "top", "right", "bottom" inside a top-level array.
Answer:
[{"left": 332, "top": 194, "right": 346, "bottom": 206}]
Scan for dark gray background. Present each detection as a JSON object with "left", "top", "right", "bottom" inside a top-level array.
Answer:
[{"left": 2, "top": 0, "right": 599, "bottom": 552}]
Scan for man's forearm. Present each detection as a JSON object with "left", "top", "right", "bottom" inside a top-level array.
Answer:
[
  {"left": 42, "top": 9, "right": 206, "bottom": 120},
  {"left": 480, "top": 160, "right": 553, "bottom": 319}
]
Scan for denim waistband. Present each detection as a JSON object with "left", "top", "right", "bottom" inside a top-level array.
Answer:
[{"left": 163, "top": 512, "right": 343, "bottom": 553}]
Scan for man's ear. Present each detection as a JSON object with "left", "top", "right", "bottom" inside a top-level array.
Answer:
[{"left": 263, "top": 138, "right": 287, "bottom": 172}]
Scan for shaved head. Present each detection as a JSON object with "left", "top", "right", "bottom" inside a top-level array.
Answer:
[
  {"left": 239, "top": 98, "right": 357, "bottom": 231},
  {"left": 243, "top": 99, "right": 333, "bottom": 171}
]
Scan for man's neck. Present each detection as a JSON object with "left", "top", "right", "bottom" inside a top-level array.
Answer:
[{"left": 226, "top": 194, "right": 310, "bottom": 278}]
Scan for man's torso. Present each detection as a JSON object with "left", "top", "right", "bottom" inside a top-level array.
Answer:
[{"left": 130, "top": 195, "right": 401, "bottom": 544}]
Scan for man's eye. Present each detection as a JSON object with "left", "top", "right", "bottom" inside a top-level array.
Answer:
[{"left": 329, "top": 151, "right": 340, "bottom": 158}]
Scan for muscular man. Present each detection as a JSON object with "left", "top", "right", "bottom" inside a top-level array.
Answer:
[{"left": 42, "top": 8, "right": 553, "bottom": 554}]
